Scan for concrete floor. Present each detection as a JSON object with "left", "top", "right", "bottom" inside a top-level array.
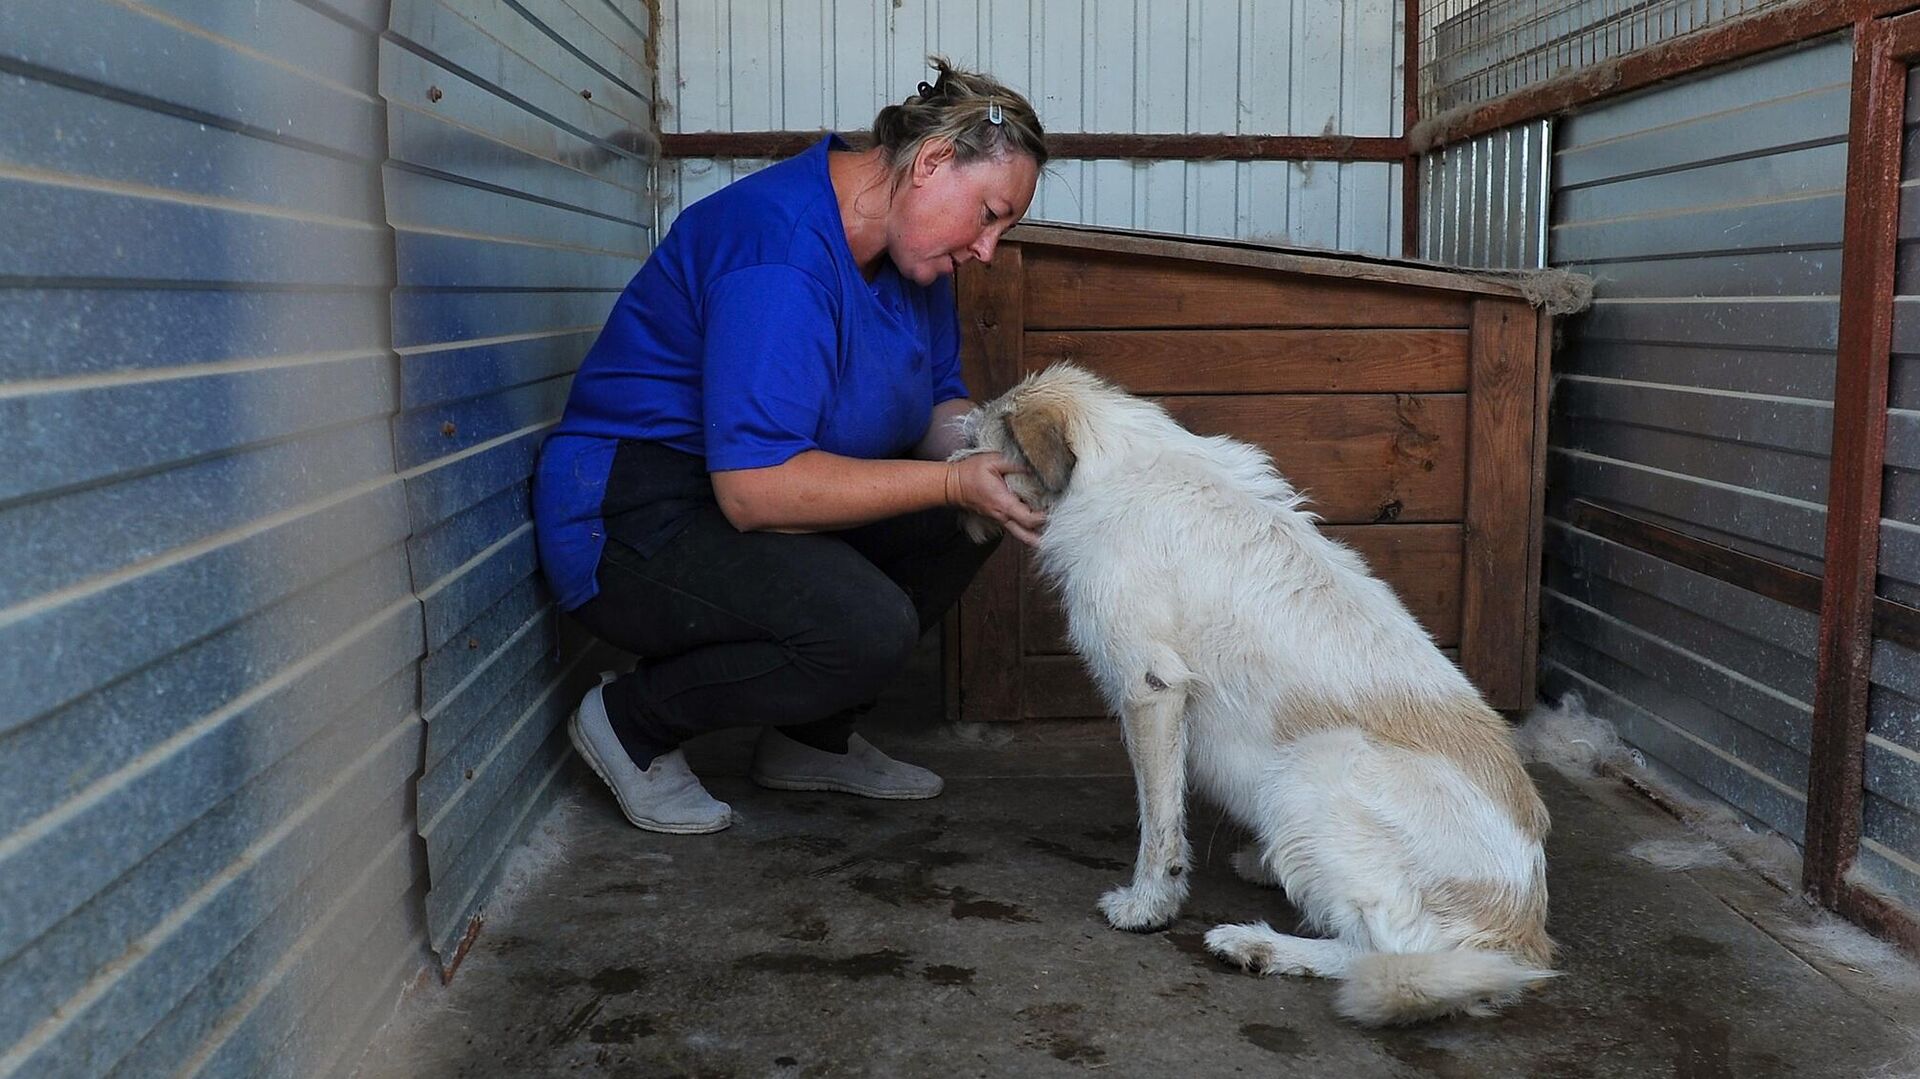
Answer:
[{"left": 359, "top": 699, "right": 1920, "bottom": 1078}]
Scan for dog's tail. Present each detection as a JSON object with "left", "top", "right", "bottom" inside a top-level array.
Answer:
[{"left": 1335, "top": 949, "right": 1556, "bottom": 1026}]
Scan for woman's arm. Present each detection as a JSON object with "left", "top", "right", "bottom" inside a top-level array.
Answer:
[
  {"left": 911, "top": 397, "right": 976, "bottom": 461},
  {"left": 712, "top": 448, "right": 1043, "bottom": 544}
]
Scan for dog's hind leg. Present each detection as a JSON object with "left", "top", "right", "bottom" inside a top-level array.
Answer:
[
  {"left": 1203, "top": 922, "right": 1358, "bottom": 978},
  {"left": 1100, "top": 664, "right": 1193, "bottom": 931}
]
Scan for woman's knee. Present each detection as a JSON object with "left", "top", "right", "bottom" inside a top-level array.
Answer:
[{"left": 791, "top": 583, "right": 920, "bottom": 691}]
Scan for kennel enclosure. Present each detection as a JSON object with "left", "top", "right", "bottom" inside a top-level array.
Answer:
[{"left": 947, "top": 223, "right": 1556, "bottom": 722}]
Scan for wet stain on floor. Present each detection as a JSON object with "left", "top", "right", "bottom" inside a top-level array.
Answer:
[
  {"left": 735, "top": 948, "right": 914, "bottom": 981},
  {"left": 1240, "top": 1022, "right": 1307, "bottom": 1055},
  {"left": 921, "top": 963, "right": 976, "bottom": 986},
  {"left": 1025, "top": 836, "right": 1129, "bottom": 873},
  {"left": 1016, "top": 1003, "right": 1108, "bottom": 1067}
]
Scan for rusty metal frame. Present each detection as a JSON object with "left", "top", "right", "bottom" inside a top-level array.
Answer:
[
  {"left": 658, "top": 131, "right": 1408, "bottom": 162},
  {"left": 1403, "top": 0, "right": 1424, "bottom": 258},
  {"left": 1802, "top": 9, "right": 1914, "bottom": 926},
  {"left": 1412, "top": 0, "right": 1920, "bottom": 153}
]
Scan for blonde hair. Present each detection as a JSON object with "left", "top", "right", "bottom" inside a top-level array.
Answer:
[{"left": 869, "top": 56, "right": 1047, "bottom": 188}]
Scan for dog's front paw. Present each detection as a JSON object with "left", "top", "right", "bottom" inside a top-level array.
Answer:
[{"left": 1099, "top": 877, "right": 1186, "bottom": 932}]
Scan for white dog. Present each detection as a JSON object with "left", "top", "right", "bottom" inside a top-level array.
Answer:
[{"left": 958, "top": 365, "right": 1554, "bottom": 1025}]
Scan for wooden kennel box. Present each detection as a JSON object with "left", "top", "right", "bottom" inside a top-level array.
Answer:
[{"left": 946, "top": 223, "right": 1553, "bottom": 720}]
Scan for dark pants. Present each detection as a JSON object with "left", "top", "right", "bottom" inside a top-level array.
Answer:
[{"left": 570, "top": 451, "right": 998, "bottom": 766}]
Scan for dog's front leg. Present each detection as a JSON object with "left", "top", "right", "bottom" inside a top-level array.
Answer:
[{"left": 1101, "top": 677, "right": 1190, "bottom": 932}]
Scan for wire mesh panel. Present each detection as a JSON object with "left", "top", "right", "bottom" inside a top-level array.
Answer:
[{"left": 1419, "top": 0, "right": 1799, "bottom": 116}]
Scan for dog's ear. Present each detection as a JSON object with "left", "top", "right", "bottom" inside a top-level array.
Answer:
[{"left": 1004, "top": 397, "right": 1077, "bottom": 493}]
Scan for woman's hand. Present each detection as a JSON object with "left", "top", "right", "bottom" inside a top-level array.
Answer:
[{"left": 946, "top": 452, "right": 1046, "bottom": 546}]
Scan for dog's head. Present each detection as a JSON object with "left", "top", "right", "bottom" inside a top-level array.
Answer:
[{"left": 955, "top": 364, "right": 1124, "bottom": 539}]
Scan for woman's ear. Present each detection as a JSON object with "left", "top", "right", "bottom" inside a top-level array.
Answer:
[
  {"left": 1004, "top": 399, "right": 1077, "bottom": 493},
  {"left": 913, "top": 138, "right": 955, "bottom": 185}
]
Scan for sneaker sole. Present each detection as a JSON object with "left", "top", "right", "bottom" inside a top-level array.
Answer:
[
  {"left": 749, "top": 771, "right": 944, "bottom": 800},
  {"left": 568, "top": 709, "right": 731, "bottom": 835}
]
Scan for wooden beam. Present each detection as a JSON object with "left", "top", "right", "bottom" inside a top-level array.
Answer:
[
  {"left": 1459, "top": 299, "right": 1540, "bottom": 710},
  {"left": 954, "top": 247, "right": 1028, "bottom": 723},
  {"left": 1804, "top": 15, "right": 1906, "bottom": 908},
  {"left": 659, "top": 131, "right": 1410, "bottom": 162},
  {"left": 1412, "top": 0, "right": 1920, "bottom": 153}
]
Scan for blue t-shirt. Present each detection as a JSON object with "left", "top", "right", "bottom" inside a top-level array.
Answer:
[{"left": 533, "top": 135, "right": 970, "bottom": 611}]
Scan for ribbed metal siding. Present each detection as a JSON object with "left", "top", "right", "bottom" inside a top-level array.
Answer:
[
  {"left": 381, "top": 0, "right": 649, "bottom": 963},
  {"left": 1855, "top": 67, "right": 1920, "bottom": 907},
  {"left": 1417, "top": 120, "right": 1551, "bottom": 269},
  {"left": 0, "top": 2, "right": 429, "bottom": 1076},
  {"left": 656, "top": 0, "right": 1404, "bottom": 255},
  {"left": 1539, "top": 37, "right": 1853, "bottom": 857}
]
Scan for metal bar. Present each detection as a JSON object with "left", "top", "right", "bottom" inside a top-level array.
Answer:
[
  {"left": 659, "top": 131, "right": 1412, "bottom": 162},
  {"left": 1836, "top": 879, "right": 1920, "bottom": 955},
  {"left": 1804, "top": 14, "right": 1907, "bottom": 909},
  {"left": 1565, "top": 498, "right": 1826, "bottom": 611},
  {"left": 1412, "top": 0, "right": 1920, "bottom": 153},
  {"left": 1405, "top": 0, "right": 1425, "bottom": 257},
  {"left": 1565, "top": 498, "right": 1920, "bottom": 650}
]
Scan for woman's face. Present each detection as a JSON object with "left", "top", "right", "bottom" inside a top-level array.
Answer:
[{"left": 888, "top": 140, "right": 1039, "bottom": 286}]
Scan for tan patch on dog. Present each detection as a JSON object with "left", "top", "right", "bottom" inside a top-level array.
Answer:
[
  {"left": 1275, "top": 691, "right": 1550, "bottom": 843},
  {"left": 1005, "top": 391, "right": 1079, "bottom": 493},
  {"left": 1424, "top": 877, "right": 1553, "bottom": 968}
]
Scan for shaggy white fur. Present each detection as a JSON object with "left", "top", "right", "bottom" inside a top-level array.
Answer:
[{"left": 959, "top": 365, "right": 1556, "bottom": 1025}]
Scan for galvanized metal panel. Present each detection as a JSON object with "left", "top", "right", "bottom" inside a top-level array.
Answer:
[
  {"left": 1858, "top": 66, "right": 1920, "bottom": 912},
  {"left": 1540, "top": 40, "right": 1852, "bottom": 872},
  {"left": 382, "top": 0, "right": 653, "bottom": 966},
  {"left": 3, "top": 0, "right": 652, "bottom": 1073},
  {"left": 1418, "top": 120, "right": 1550, "bottom": 269},
  {"left": 655, "top": 0, "right": 1404, "bottom": 255},
  {"left": 0, "top": 3, "right": 431, "bottom": 1077}
]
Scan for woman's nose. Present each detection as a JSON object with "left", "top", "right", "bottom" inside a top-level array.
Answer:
[{"left": 971, "top": 231, "right": 999, "bottom": 264}]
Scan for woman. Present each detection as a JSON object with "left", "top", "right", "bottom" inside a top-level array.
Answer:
[{"left": 533, "top": 60, "right": 1048, "bottom": 835}]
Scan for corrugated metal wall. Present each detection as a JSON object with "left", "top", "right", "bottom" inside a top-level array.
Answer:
[
  {"left": 655, "top": 0, "right": 1405, "bottom": 255},
  {"left": 1539, "top": 37, "right": 1853, "bottom": 862},
  {"left": 0, "top": 1, "right": 651, "bottom": 1074},
  {"left": 1858, "top": 66, "right": 1920, "bottom": 908},
  {"left": 1417, "top": 120, "right": 1551, "bottom": 269},
  {"left": 0, "top": 2, "right": 427, "bottom": 1076},
  {"left": 381, "top": 0, "right": 647, "bottom": 966}
]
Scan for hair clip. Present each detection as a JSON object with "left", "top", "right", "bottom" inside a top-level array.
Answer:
[{"left": 987, "top": 101, "right": 1004, "bottom": 125}]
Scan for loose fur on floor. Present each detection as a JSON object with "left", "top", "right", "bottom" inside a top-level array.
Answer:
[{"left": 958, "top": 365, "right": 1557, "bottom": 1025}]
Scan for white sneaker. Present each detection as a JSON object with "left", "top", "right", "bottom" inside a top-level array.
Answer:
[
  {"left": 750, "top": 728, "right": 945, "bottom": 800},
  {"left": 568, "top": 684, "right": 731, "bottom": 834}
]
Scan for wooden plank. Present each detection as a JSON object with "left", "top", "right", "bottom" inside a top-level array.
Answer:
[
  {"left": 1023, "top": 329, "right": 1471, "bottom": 394},
  {"left": 1806, "top": 18, "right": 1908, "bottom": 908},
  {"left": 1158, "top": 395, "right": 1468, "bottom": 525},
  {"left": 1523, "top": 312, "right": 1555, "bottom": 709},
  {"left": 1459, "top": 299, "right": 1541, "bottom": 711},
  {"left": 1022, "top": 249, "right": 1474, "bottom": 331},
  {"left": 1007, "top": 222, "right": 1535, "bottom": 301},
  {"left": 953, "top": 247, "right": 1028, "bottom": 723},
  {"left": 1021, "top": 524, "right": 1465, "bottom": 654}
]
